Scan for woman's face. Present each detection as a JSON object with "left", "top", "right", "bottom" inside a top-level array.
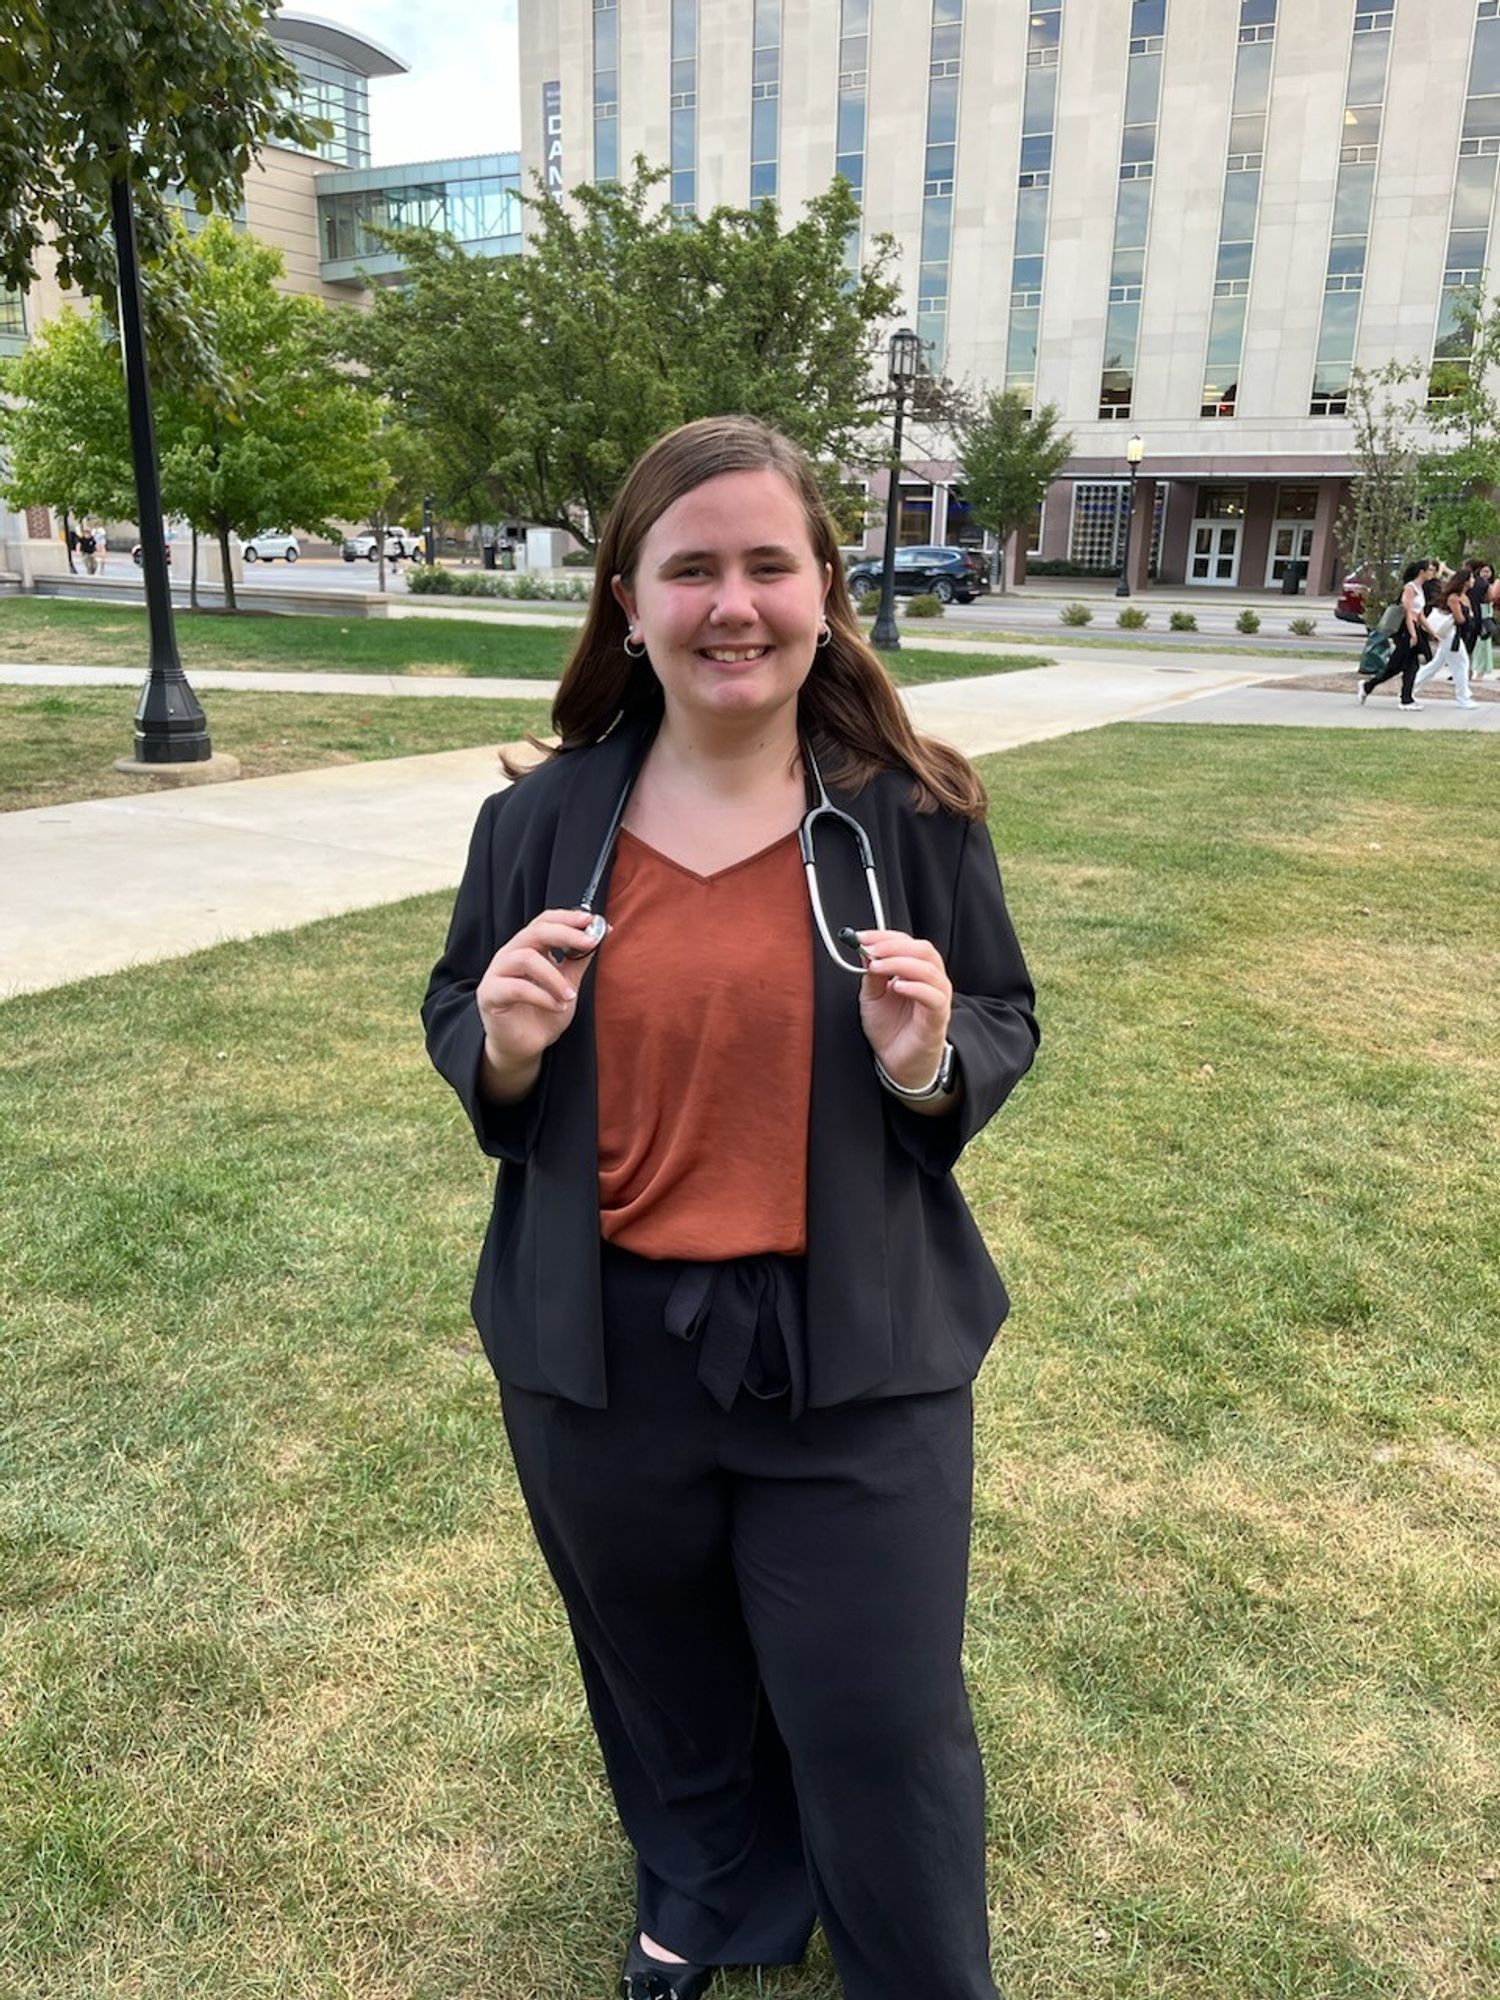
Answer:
[{"left": 612, "top": 467, "right": 831, "bottom": 733}]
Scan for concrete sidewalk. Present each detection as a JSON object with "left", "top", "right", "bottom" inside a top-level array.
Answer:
[
  {"left": 1134, "top": 684, "right": 1500, "bottom": 731},
  {"left": 0, "top": 661, "right": 555, "bottom": 701},
  {"left": 2, "top": 653, "right": 1274, "bottom": 1000}
]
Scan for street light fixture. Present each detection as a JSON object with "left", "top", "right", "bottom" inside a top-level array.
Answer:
[
  {"left": 870, "top": 325, "right": 923, "bottom": 653},
  {"left": 110, "top": 174, "right": 212, "bottom": 764},
  {"left": 1115, "top": 432, "right": 1146, "bottom": 599}
]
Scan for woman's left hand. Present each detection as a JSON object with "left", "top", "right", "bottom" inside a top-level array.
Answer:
[{"left": 854, "top": 928, "right": 952, "bottom": 1090}]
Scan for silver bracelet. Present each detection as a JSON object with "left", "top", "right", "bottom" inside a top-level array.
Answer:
[{"left": 875, "top": 1041, "right": 957, "bottom": 1101}]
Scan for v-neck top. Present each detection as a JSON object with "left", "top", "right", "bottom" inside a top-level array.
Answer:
[{"left": 593, "top": 827, "right": 814, "bottom": 1259}]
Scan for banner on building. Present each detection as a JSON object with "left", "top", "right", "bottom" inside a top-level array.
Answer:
[{"left": 543, "top": 81, "right": 564, "bottom": 192}]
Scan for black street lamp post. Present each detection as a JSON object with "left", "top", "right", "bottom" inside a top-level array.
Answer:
[
  {"left": 1115, "top": 432, "right": 1146, "bottom": 599},
  {"left": 110, "top": 173, "right": 211, "bottom": 764},
  {"left": 870, "top": 325, "right": 923, "bottom": 654}
]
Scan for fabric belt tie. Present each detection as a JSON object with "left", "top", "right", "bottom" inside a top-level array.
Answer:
[{"left": 662, "top": 1255, "right": 808, "bottom": 1418}]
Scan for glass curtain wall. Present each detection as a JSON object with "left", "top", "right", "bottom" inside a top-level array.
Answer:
[
  {"left": 1099, "top": 0, "right": 1167, "bottom": 420},
  {"left": 671, "top": 0, "right": 699, "bottom": 213},
  {"left": 751, "top": 0, "right": 781, "bottom": 204},
  {"left": 1004, "top": 0, "right": 1063, "bottom": 409},
  {"left": 1431, "top": 0, "right": 1500, "bottom": 396},
  {"left": 1201, "top": 0, "right": 1277, "bottom": 416},
  {"left": 1308, "top": 4, "right": 1397, "bottom": 415},
  {"left": 916, "top": 0, "right": 964, "bottom": 366},
  {"left": 836, "top": 0, "right": 869, "bottom": 268},
  {"left": 320, "top": 173, "right": 523, "bottom": 264},
  {"left": 282, "top": 44, "right": 371, "bottom": 167}
]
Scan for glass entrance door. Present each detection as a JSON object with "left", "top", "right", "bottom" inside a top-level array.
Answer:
[
  {"left": 1266, "top": 522, "right": 1315, "bottom": 587},
  {"left": 1190, "top": 520, "right": 1242, "bottom": 585}
]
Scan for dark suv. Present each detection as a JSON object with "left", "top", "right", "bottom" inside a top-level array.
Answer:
[{"left": 845, "top": 545, "right": 990, "bottom": 606}]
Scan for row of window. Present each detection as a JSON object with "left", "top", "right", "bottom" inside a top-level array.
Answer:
[
  {"left": 1431, "top": 0, "right": 1500, "bottom": 398},
  {"left": 281, "top": 42, "right": 372, "bottom": 171},
  {"left": 1004, "top": 0, "right": 1063, "bottom": 405},
  {"left": 319, "top": 175, "right": 522, "bottom": 265},
  {"left": 915, "top": 0, "right": 963, "bottom": 363},
  {"left": 1201, "top": 0, "right": 1278, "bottom": 418}
]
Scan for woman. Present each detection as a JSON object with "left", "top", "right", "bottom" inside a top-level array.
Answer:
[
  {"left": 423, "top": 417, "right": 1038, "bottom": 2000},
  {"left": 1466, "top": 559, "right": 1494, "bottom": 681},
  {"left": 1413, "top": 563, "right": 1480, "bottom": 707},
  {"left": 1360, "top": 557, "right": 1439, "bottom": 709}
]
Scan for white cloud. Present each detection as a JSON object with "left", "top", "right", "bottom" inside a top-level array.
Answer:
[{"left": 290, "top": 0, "right": 522, "bottom": 164}]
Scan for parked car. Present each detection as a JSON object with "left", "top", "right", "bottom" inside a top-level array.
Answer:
[
  {"left": 343, "top": 530, "right": 420, "bottom": 562},
  {"left": 241, "top": 531, "right": 300, "bottom": 563},
  {"left": 844, "top": 545, "right": 990, "bottom": 606},
  {"left": 1337, "top": 562, "right": 1417, "bottom": 626}
]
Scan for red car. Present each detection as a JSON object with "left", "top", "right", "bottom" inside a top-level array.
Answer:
[{"left": 1336, "top": 570, "right": 1370, "bottom": 624}]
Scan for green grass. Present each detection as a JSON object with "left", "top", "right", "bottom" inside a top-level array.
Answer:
[
  {"left": 0, "top": 686, "right": 554, "bottom": 813},
  {"left": 0, "top": 597, "right": 1049, "bottom": 686},
  {"left": 2, "top": 725, "right": 1498, "bottom": 1996}
]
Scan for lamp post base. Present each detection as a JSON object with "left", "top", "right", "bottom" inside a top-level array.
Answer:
[
  {"left": 870, "top": 610, "right": 902, "bottom": 651},
  {"left": 112, "top": 752, "right": 242, "bottom": 787}
]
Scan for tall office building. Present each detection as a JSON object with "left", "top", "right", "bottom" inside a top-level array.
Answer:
[{"left": 521, "top": 0, "right": 1499, "bottom": 591}]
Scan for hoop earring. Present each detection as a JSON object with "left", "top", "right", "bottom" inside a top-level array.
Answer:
[
  {"left": 816, "top": 624, "right": 832, "bottom": 648},
  {"left": 623, "top": 631, "right": 647, "bottom": 659}
]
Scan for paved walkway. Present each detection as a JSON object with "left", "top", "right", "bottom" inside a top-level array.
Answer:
[
  {"left": 0, "top": 650, "right": 1486, "bottom": 1001},
  {"left": 0, "top": 661, "right": 553, "bottom": 701}
]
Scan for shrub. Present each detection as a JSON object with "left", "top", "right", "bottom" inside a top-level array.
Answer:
[
  {"left": 1117, "top": 606, "right": 1148, "bottom": 629},
  {"left": 1235, "top": 608, "right": 1262, "bottom": 634},
  {"left": 906, "top": 593, "right": 944, "bottom": 618},
  {"left": 1289, "top": 616, "right": 1318, "bottom": 637},
  {"left": 404, "top": 568, "right": 589, "bottom": 603},
  {"left": 1060, "top": 602, "right": 1094, "bottom": 626},
  {"left": 1169, "top": 610, "right": 1198, "bottom": 632}
]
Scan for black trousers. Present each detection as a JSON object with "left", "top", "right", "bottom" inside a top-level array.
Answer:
[
  {"left": 1363, "top": 626, "right": 1429, "bottom": 702},
  {"left": 498, "top": 1242, "right": 1000, "bottom": 2000}
]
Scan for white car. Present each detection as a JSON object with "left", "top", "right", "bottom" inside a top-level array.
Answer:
[
  {"left": 343, "top": 530, "right": 419, "bottom": 562},
  {"left": 241, "top": 531, "right": 300, "bottom": 563}
]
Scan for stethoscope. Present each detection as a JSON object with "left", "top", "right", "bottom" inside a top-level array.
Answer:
[{"left": 550, "top": 734, "right": 886, "bottom": 974}]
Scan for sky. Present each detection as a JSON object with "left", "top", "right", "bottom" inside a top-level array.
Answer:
[{"left": 295, "top": 0, "right": 523, "bottom": 164}]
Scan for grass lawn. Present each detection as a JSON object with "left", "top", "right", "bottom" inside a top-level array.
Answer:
[
  {"left": 0, "top": 597, "right": 1050, "bottom": 686},
  {"left": 0, "top": 687, "right": 554, "bottom": 814},
  {"left": 2, "top": 725, "right": 1497, "bottom": 1997}
]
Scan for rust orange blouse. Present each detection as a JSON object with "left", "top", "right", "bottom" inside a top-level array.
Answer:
[{"left": 592, "top": 827, "right": 814, "bottom": 1259}]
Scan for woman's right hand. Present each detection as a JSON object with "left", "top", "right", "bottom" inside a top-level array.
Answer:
[{"left": 476, "top": 908, "right": 607, "bottom": 1072}]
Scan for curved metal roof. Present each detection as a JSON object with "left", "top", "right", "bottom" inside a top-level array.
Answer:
[{"left": 270, "top": 12, "right": 409, "bottom": 79}]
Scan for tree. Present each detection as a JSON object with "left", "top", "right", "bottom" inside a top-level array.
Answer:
[
  {"left": 154, "top": 222, "right": 388, "bottom": 609},
  {"left": 0, "top": 0, "right": 314, "bottom": 345},
  {"left": 0, "top": 310, "right": 135, "bottom": 521},
  {"left": 952, "top": 390, "right": 1074, "bottom": 591},
  {"left": 1419, "top": 287, "right": 1500, "bottom": 559},
  {"left": 338, "top": 162, "right": 901, "bottom": 550},
  {"left": 1334, "top": 361, "right": 1429, "bottom": 627},
  {"left": 0, "top": 222, "right": 390, "bottom": 611}
]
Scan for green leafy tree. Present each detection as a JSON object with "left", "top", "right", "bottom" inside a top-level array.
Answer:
[
  {"left": 0, "top": 0, "right": 315, "bottom": 353},
  {"left": 1, "top": 222, "right": 390, "bottom": 611},
  {"left": 155, "top": 222, "right": 388, "bottom": 608},
  {"left": 1335, "top": 360, "right": 1429, "bottom": 627},
  {"left": 1420, "top": 287, "right": 1500, "bottom": 560},
  {"left": 952, "top": 389, "right": 1074, "bottom": 591},
  {"left": 339, "top": 162, "right": 901, "bottom": 550},
  {"left": 0, "top": 309, "right": 135, "bottom": 520}
]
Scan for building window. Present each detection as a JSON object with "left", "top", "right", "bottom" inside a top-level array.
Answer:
[
  {"left": 1309, "top": 3, "right": 1397, "bottom": 414},
  {"left": 0, "top": 286, "right": 25, "bottom": 339},
  {"left": 1005, "top": 0, "right": 1064, "bottom": 406},
  {"left": 593, "top": 0, "right": 620, "bottom": 185},
  {"left": 280, "top": 41, "right": 372, "bottom": 168},
  {"left": 318, "top": 170, "right": 523, "bottom": 267},
  {"left": 671, "top": 0, "right": 698, "bottom": 213},
  {"left": 1202, "top": 1, "right": 1277, "bottom": 417},
  {"left": 1430, "top": 3, "right": 1500, "bottom": 397},
  {"left": 836, "top": 0, "right": 870, "bottom": 266},
  {"left": 1098, "top": 0, "right": 1168, "bottom": 419},
  {"left": 897, "top": 481, "right": 935, "bottom": 544},
  {"left": 751, "top": 0, "right": 781, "bottom": 205},
  {"left": 916, "top": 0, "right": 963, "bottom": 366}
]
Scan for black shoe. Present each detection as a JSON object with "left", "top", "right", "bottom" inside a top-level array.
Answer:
[{"left": 619, "top": 1932, "right": 716, "bottom": 2000}]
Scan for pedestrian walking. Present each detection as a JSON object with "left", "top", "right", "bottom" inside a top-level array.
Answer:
[
  {"left": 1360, "top": 559, "right": 1440, "bottom": 709},
  {"left": 92, "top": 523, "right": 108, "bottom": 575},
  {"left": 1469, "top": 560, "right": 1495, "bottom": 680},
  {"left": 1414, "top": 564, "right": 1479, "bottom": 707},
  {"left": 423, "top": 415, "right": 1040, "bottom": 2000}
]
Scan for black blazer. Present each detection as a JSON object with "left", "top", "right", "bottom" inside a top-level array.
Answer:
[{"left": 423, "top": 713, "right": 1039, "bottom": 1409}]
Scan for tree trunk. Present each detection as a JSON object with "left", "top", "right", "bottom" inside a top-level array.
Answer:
[
  {"left": 217, "top": 523, "right": 237, "bottom": 612},
  {"left": 190, "top": 528, "right": 200, "bottom": 612}
]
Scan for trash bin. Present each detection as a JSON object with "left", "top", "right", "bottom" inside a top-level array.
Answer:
[
  {"left": 1281, "top": 560, "right": 1306, "bottom": 595},
  {"left": 482, "top": 541, "right": 498, "bottom": 571}
]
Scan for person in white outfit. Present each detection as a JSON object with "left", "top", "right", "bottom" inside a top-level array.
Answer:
[{"left": 1414, "top": 565, "right": 1479, "bottom": 707}]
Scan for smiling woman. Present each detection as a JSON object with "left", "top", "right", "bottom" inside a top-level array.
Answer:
[{"left": 422, "top": 417, "right": 1039, "bottom": 1999}]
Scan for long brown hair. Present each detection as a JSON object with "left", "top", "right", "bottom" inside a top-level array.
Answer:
[{"left": 506, "top": 417, "right": 987, "bottom": 819}]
